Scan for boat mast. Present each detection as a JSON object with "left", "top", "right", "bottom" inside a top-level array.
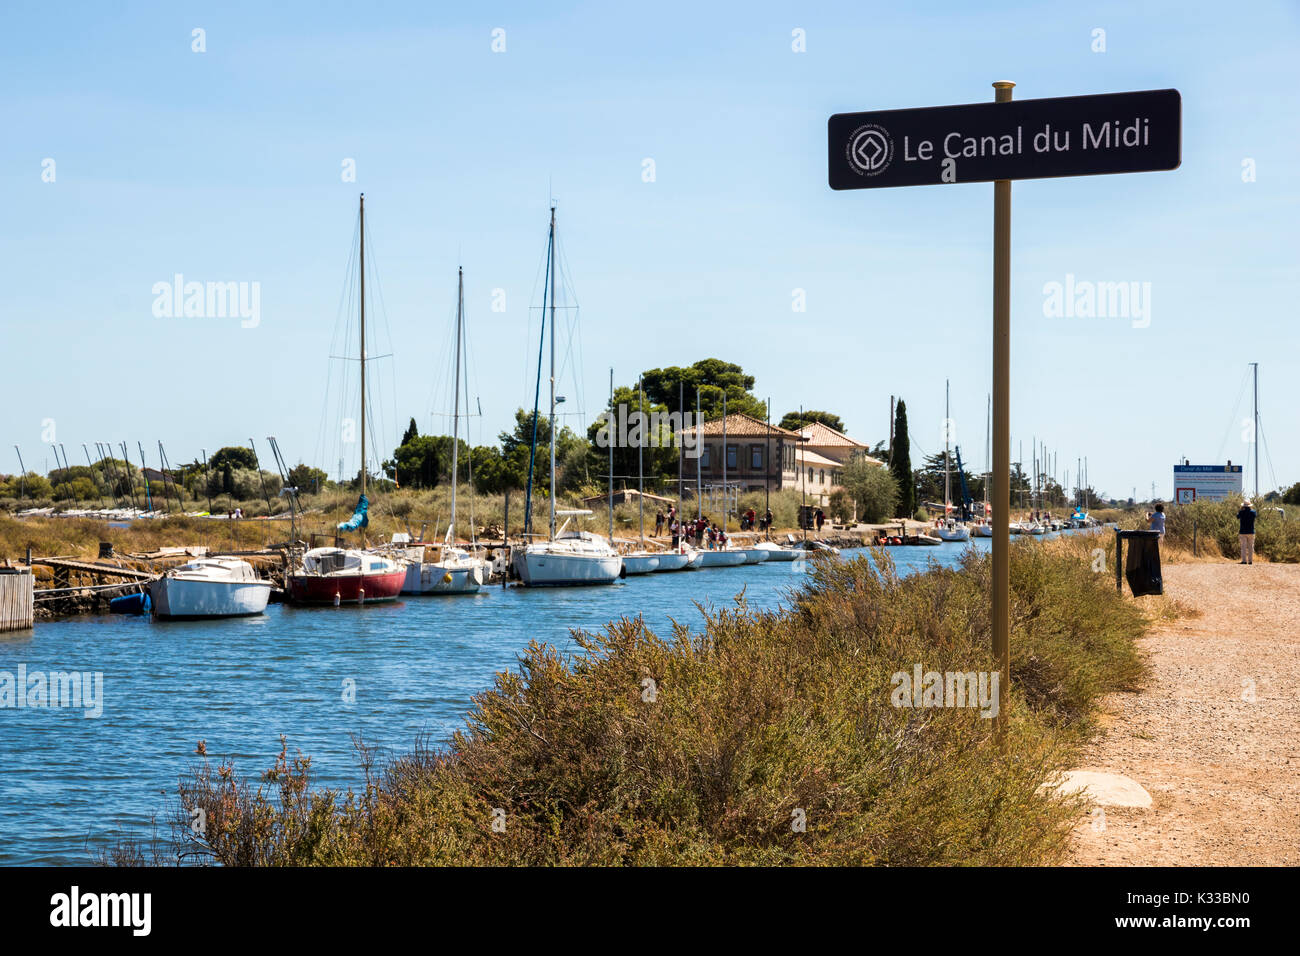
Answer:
[
  {"left": 765, "top": 397, "right": 771, "bottom": 537},
  {"left": 944, "top": 379, "right": 951, "bottom": 517},
  {"left": 984, "top": 393, "right": 991, "bottom": 515},
  {"left": 359, "top": 193, "right": 366, "bottom": 499},
  {"left": 449, "top": 265, "right": 463, "bottom": 544},
  {"left": 800, "top": 405, "right": 807, "bottom": 545},
  {"left": 721, "top": 392, "right": 728, "bottom": 536},
  {"left": 547, "top": 206, "right": 557, "bottom": 542},
  {"left": 523, "top": 212, "right": 552, "bottom": 539},
  {"left": 1252, "top": 361, "right": 1259, "bottom": 500},
  {"left": 696, "top": 386, "right": 702, "bottom": 522},
  {"left": 608, "top": 368, "right": 614, "bottom": 543},
  {"left": 677, "top": 380, "right": 683, "bottom": 517},
  {"left": 638, "top": 374, "right": 645, "bottom": 549}
]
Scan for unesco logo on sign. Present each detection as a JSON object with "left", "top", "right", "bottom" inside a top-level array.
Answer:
[{"left": 846, "top": 124, "right": 893, "bottom": 176}]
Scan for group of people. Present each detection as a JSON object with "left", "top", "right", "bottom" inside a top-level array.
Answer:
[{"left": 650, "top": 504, "right": 788, "bottom": 551}]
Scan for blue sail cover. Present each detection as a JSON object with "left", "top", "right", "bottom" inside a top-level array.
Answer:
[{"left": 337, "top": 494, "right": 370, "bottom": 531}]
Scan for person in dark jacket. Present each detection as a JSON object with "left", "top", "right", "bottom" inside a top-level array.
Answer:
[{"left": 1238, "top": 500, "right": 1257, "bottom": 564}]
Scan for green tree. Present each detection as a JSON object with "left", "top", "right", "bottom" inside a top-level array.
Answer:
[
  {"left": 890, "top": 400, "right": 914, "bottom": 518},
  {"left": 1283, "top": 482, "right": 1300, "bottom": 506},
  {"left": 400, "top": 417, "right": 419, "bottom": 446},
  {"left": 840, "top": 456, "right": 899, "bottom": 523},
  {"left": 587, "top": 385, "right": 680, "bottom": 489},
  {"left": 209, "top": 446, "right": 258, "bottom": 472},
  {"left": 640, "top": 358, "right": 767, "bottom": 420},
  {"left": 778, "top": 410, "right": 845, "bottom": 434},
  {"left": 286, "top": 464, "right": 328, "bottom": 495}
]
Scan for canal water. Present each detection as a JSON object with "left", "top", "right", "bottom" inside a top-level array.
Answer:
[{"left": 0, "top": 537, "right": 1028, "bottom": 864}]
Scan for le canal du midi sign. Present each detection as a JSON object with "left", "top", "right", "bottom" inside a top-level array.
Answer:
[{"left": 828, "top": 88, "right": 1181, "bottom": 189}]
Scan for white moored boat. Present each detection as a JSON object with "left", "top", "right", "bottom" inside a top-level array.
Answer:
[
  {"left": 150, "top": 558, "right": 273, "bottom": 619},
  {"left": 731, "top": 547, "right": 771, "bottom": 564},
  {"left": 512, "top": 525, "right": 624, "bottom": 586},
  {"left": 621, "top": 553, "right": 660, "bottom": 575},
  {"left": 400, "top": 266, "right": 490, "bottom": 596},
  {"left": 652, "top": 550, "right": 692, "bottom": 571},
  {"left": 399, "top": 541, "right": 488, "bottom": 594},
  {"left": 695, "top": 549, "right": 747, "bottom": 568},
  {"left": 753, "top": 541, "right": 800, "bottom": 561},
  {"left": 935, "top": 519, "right": 971, "bottom": 542}
]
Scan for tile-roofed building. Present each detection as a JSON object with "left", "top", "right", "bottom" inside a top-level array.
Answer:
[{"left": 678, "top": 413, "right": 806, "bottom": 499}]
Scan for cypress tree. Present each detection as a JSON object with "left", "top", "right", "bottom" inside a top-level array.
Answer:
[{"left": 890, "top": 400, "right": 915, "bottom": 518}]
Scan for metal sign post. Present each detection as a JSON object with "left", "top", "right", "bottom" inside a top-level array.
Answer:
[{"left": 828, "top": 83, "right": 1182, "bottom": 737}]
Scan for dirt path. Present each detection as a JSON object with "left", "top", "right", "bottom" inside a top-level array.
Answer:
[{"left": 1068, "top": 561, "right": 1300, "bottom": 865}]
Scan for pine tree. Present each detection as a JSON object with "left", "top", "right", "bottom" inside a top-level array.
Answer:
[
  {"left": 401, "top": 417, "right": 419, "bottom": 447},
  {"left": 890, "top": 400, "right": 914, "bottom": 518}
]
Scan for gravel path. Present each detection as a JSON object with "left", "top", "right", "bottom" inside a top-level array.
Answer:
[{"left": 1068, "top": 561, "right": 1300, "bottom": 865}]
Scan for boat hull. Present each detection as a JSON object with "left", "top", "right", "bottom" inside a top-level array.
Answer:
[
  {"left": 652, "top": 552, "right": 692, "bottom": 572},
  {"left": 512, "top": 549, "right": 623, "bottom": 586},
  {"left": 695, "top": 550, "right": 747, "bottom": 568},
  {"left": 288, "top": 569, "right": 406, "bottom": 605},
  {"left": 935, "top": 528, "right": 971, "bottom": 542},
  {"left": 401, "top": 561, "right": 485, "bottom": 595},
  {"left": 754, "top": 545, "right": 800, "bottom": 561},
  {"left": 621, "top": 554, "right": 660, "bottom": 575},
  {"left": 151, "top": 577, "right": 271, "bottom": 619},
  {"left": 733, "top": 548, "right": 771, "bottom": 564}
]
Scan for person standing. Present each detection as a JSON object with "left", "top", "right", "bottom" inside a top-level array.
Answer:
[
  {"left": 815, "top": 507, "right": 825, "bottom": 532},
  {"left": 655, "top": 509, "right": 665, "bottom": 536},
  {"left": 1238, "top": 499, "right": 1257, "bottom": 564},
  {"left": 1148, "top": 503, "right": 1165, "bottom": 537},
  {"left": 670, "top": 518, "right": 680, "bottom": 550}
]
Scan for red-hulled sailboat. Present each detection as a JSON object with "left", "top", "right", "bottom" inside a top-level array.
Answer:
[{"left": 289, "top": 193, "right": 407, "bottom": 606}]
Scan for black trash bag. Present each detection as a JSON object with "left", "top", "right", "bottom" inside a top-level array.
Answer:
[{"left": 1124, "top": 530, "right": 1163, "bottom": 596}]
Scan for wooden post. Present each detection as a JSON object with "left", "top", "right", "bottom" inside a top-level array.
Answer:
[
  {"left": 1115, "top": 527, "right": 1123, "bottom": 593},
  {"left": 991, "top": 80, "right": 1014, "bottom": 737}
]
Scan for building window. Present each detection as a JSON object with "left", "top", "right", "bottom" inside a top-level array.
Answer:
[
  {"left": 701, "top": 445, "right": 711, "bottom": 469},
  {"left": 726, "top": 444, "right": 737, "bottom": 469},
  {"left": 819, "top": 469, "right": 825, "bottom": 484},
  {"left": 807, "top": 467, "right": 812, "bottom": 483},
  {"left": 750, "top": 445, "right": 763, "bottom": 469}
]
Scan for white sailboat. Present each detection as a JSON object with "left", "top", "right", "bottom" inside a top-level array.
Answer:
[
  {"left": 974, "top": 394, "right": 994, "bottom": 537},
  {"left": 151, "top": 557, "right": 272, "bottom": 619},
  {"left": 402, "top": 267, "right": 489, "bottom": 595},
  {"left": 935, "top": 379, "right": 970, "bottom": 542},
  {"left": 511, "top": 207, "right": 623, "bottom": 587}
]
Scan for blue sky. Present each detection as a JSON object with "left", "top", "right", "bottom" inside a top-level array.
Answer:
[{"left": 3, "top": 0, "right": 1297, "bottom": 499}]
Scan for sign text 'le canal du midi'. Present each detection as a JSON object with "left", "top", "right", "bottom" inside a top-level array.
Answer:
[{"left": 828, "top": 89, "right": 1181, "bottom": 188}]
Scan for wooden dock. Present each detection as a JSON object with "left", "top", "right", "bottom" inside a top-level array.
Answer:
[{"left": 0, "top": 568, "right": 34, "bottom": 631}]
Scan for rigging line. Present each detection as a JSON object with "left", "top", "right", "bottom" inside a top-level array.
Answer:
[
  {"left": 316, "top": 219, "right": 360, "bottom": 470},
  {"left": 1213, "top": 365, "right": 1251, "bottom": 464},
  {"left": 1256, "top": 417, "right": 1279, "bottom": 494}
]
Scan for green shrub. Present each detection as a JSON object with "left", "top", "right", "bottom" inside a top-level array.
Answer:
[{"left": 144, "top": 536, "right": 1149, "bottom": 867}]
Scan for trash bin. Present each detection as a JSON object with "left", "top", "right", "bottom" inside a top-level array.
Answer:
[{"left": 1120, "top": 529, "right": 1162, "bottom": 596}]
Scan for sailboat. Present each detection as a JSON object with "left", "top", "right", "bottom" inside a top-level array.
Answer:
[
  {"left": 511, "top": 207, "right": 623, "bottom": 587},
  {"left": 974, "top": 393, "right": 994, "bottom": 537},
  {"left": 400, "top": 267, "right": 489, "bottom": 595},
  {"left": 619, "top": 374, "right": 662, "bottom": 575},
  {"left": 935, "top": 379, "right": 970, "bottom": 542},
  {"left": 290, "top": 194, "right": 406, "bottom": 605}
]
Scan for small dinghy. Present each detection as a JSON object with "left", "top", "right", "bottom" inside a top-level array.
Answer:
[{"left": 109, "top": 590, "right": 151, "bottom": 615}]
